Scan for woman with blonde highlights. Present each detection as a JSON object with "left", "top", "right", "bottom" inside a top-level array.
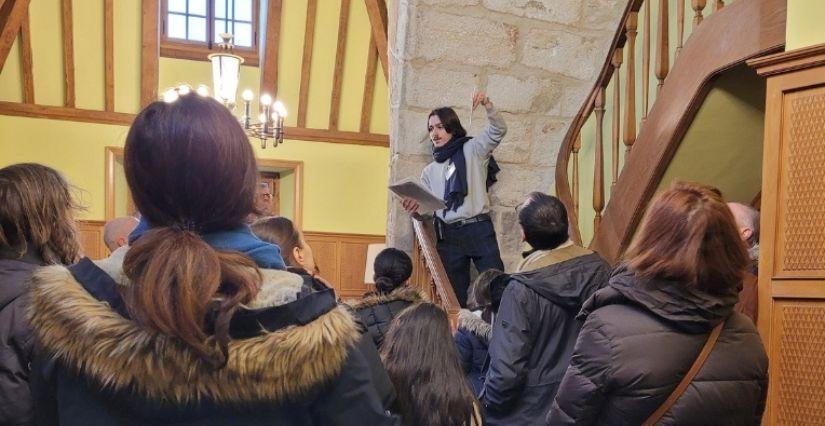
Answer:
[
  {"left": 27, "top": 94, "right": 397, "bottom": 425},
  {"left": 547, "top": 182, "right": 768, "bottom": 425},
  {"left": 0, "top": 163, "right": 81, "bottom": 424}
]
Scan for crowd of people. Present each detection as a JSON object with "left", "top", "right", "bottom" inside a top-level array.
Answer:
[{"left": 0, "top": 93, "right": 769, "bottom": 425}]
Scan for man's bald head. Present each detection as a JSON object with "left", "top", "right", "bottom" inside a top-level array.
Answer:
[
  {"left": 103, "top": 216, "right": 140, "bottom": 251},
  {"left": 727, "top": 202, "right": 759, "bottom": 248}
]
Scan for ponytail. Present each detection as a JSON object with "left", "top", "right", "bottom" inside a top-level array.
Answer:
[
  {"left": 374, "top": 276, "right": 398, "bottom": 294},
  {"left": 122, "top": 227, "right": 260, "bottom": 368},
  {"left": 372, "top": 248, "right": 413, "bottom": 295}
]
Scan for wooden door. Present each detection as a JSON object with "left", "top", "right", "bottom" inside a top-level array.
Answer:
[
  {"left": 257, "top": 172, "right": 280, "bottom": 216},
  {"left": 751, "top": 45, "right": 825, "bottom": 424}
]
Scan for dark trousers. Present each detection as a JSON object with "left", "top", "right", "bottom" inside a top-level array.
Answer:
[{"left": 436, "top": 217, "right": 504, "bottom": 307}]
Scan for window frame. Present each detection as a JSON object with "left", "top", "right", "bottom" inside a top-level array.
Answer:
[{"left": 160, "top": 0, "right": 260, "bottom": 66}]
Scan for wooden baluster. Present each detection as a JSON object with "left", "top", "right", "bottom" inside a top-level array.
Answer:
[
  {"left": 572, "top": 131, "right": 581, "bottom": 217},
  {"left": 676, "top": 0, "right": 685, "bottom": 56},
  {"left": 642, "top": 0, "right": 651, "bottom": 120},
  {"left": 624, "top": 12, "right": 638, "bottom": 155},
  {"left": 655, "top": 0, "right": 669, "bottom": 94},
  {"left": 611, "top": 49, "right": 622, "bottom": 191},
  {"left": 692, "top": 0, "right": 707, "bottom": 28},
  {"left": 593, "top": 88, "right": 606, "bottom": 234},
  {"left": 713, "top": 0, "right": 724, "bottom": 11}
]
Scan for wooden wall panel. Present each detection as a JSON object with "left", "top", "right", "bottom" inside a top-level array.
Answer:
[
  {"left": 304, "top": 231, "right": 384, "bottom": 300},
  {"left": 77, "top": 220, "right": 107, "bottom": 260},
  {"left": 750, "top": 44, "right": 825, "bottom": 425}
]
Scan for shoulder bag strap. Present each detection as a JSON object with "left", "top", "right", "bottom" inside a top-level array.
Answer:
[{"left": 641, "top": 320, "right": 726, "bottom": 426}]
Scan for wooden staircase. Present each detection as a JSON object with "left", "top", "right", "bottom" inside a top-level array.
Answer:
[{"left": 557, "top": 0, "right": 786, "bottom": 263}]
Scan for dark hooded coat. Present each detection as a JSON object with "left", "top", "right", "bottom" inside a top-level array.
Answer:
[
  {"left": 546, "top": 265, "right": 769, "bottom": 425},
  {"left": 455, "top": 309, "right": 491, "bottom": 395},
  {"left": 0, "top": 249, "right": 44, "bottom": 425},
  {"left": 27, "top": 257, "right": 399, "bottom": 426},
  {"left": 348, "top": 286, "right": 426, "bottom": 349},
  {"left": 483, "top": 246, "right": 611, "bottom": 425}
]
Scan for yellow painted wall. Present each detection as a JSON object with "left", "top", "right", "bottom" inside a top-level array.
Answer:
[
  {"left": 786, "top": 0, "right": 825, "bottom": 50},
  {"left": 0, "top": 1, "right": 389, "bottom": 235}
]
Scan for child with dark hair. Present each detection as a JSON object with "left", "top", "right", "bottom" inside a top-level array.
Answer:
[
  {"left": 382, "top": 303, "right": 482, "bottom": 426},
  {"left": 348, "top": 248, "right": 426, "bottom": 348},
  {"left": 455, "top": 269, "right": 509, "bottom": 395}
]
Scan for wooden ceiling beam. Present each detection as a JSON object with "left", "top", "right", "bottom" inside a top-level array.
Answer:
[
  {"left": 329, "top": 0, "right": 350, "bottom": 130},
  {"left": 19, "top": 9, "right": 33, "bottom": 103},
  {"left": 259, "top": 0, "right": 282, "bottom": 99},
  {"left": 0, "top": 0, "right": 30, "bottom": 71},
  {"left": 140, "top": 0, "right": 160, "bottom": 107},
  {"left": 364, "top": 0, "right": 388, "bottom": 82}
]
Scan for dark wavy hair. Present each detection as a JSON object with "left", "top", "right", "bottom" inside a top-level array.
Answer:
[
  {"left": 518, "top": 192, "right": 569, "bottom": 250},
  {"left": 0, "top": 163, "right": 82, "bottom": 265},
  {"left": 381, "top": 303, "right": 480, "bottom": 426},
  {"left": 428, "top": 107, "right": 467, "bottom": 139},
  {"left": 122, "top": 93, "right": 261, "bottom": 368},
  {"left": 626, "top": 181, "right": 750, "bottom": 295},
  {"left": 373, "top": 248, "right": 412, "bottom": 294}
]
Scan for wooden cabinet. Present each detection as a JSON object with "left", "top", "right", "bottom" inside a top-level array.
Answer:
[{"left": 750, "top": 44, "right": 825, "bottom": 425}]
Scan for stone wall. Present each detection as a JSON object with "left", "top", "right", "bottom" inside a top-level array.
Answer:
[{"left": 388, "top": 0, "right": 626, "bottom": 270}]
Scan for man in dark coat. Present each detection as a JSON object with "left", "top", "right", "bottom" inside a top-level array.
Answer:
[{"left": 482, "top": 193, "right": 611, "bottom": 425}]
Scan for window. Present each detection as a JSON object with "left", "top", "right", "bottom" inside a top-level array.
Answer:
[{"left": 161, "top": 0, "right": 259, "bottom": 65}]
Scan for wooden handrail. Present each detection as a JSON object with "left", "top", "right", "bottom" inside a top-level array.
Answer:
[{"left": 411, "top": 219, "right": 460, "bottom": 326}]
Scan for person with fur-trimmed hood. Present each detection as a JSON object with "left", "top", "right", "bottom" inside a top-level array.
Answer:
[
  {"left": 482, "top": 193, "right": 611, "bottom": 425},
  {"left": 27, "top": 94, "right": 397, "bottom": 425},
  {"left": 455, "top": 269, "right": 510, "bottom": 395},
  {"left": 349, "top": 248, "right": 426, "bottom": 349}
]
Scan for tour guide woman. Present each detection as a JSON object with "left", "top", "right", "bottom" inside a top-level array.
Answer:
[{"left": 402, "top": 91, "right": 506, "bottom": 307}]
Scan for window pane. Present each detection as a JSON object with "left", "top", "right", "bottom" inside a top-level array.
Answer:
[
  {"left": 168, "top": 0, "right": 186, "bottom": 13},
  {"left": 233, "top": 22, "right": 252, "bottom": 47},
  {"left": 189, "top": 0, "right": 207, "bottom": 16},
  {"left": 214, "top": 0, "right": 227, "bottom": 18},
  {"left": 214, "top": 19, "right": 228, "bottom": 43},
  {"left": 234, "top": 0, "right": 252, "bottom": 22},
  {"left": 167, "top": 13, "right": 187, "bottom": 39},
  {"left": 188, "top": 16, "right": 207, "bottom": 41}
]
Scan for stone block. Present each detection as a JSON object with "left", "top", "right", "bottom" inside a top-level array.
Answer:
[
  {"left": 582, "top": 0, "right": 626, "bottom": 31},
  {"left": 481, "top": 0, "right": 581, "bottom": 25},
  {"left": 491, "top": 113, "right": 532, "bottom": 164},
  {"left": 487, "top": 74, "right": 541, "bottom": 113},
  {"left": 413, "top": 10, "right": 517, "bottom": 67},
  {"left": 529, "top": 119, "right": 567, "bottom": 166},
  {"left": 420, "top": 0, "right": 480, "bottom": 5},
  {"left": 490, "top": 166, "right": 553, "bottom": 207},
  {"left": 405, "top": 65, "right": 477, "bottom": 110},
  {"left": 522, "top": 29, "right": 603, "bottom": 81},
  {"left": 392, "top": 108, "right": 434, "bottom": 156},
  {"left": 561, "top": 82, "right": 591, "bottom": 117}
]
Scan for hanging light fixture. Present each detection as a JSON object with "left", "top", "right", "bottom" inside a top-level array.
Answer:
[{"left": 163, "top": 33, "right": 287, "bottom": 148}]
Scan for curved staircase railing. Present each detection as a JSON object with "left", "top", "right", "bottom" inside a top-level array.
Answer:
[
  {"left": 411, "top": 219, "right": 461, "bottom": 327},
  {"left": 556, "top": 0, "right": 786, "bottom": 264}
]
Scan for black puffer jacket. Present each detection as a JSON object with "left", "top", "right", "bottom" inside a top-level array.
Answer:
[
  {"left": 546, "top": 265, "right": 768, "bottom": 425},
  {"left": 349, "top": 286, "right": 425, "bottom": 348},
  {"left": 28, "top": 258, "right": 399, "bottom": 426},
  {"left": 483, "top": 247, "right": 611, "bottom": 425},
  {"left": 0, "top": 249, "right": 44, "bottom": 425}
]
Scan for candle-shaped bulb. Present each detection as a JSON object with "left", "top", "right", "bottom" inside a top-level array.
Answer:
[
  {"left": 258, "top": 113, "right": 266, "bottom": 124},
  {"left": 260, "top": 94, "right": 272, "bottom": 106},
  {"left": 163, "top": 89, "right": 179, "bottom": 103},
  {"left": 177, "top": 84, "right": 191, "bottom": 95},
  {"left": 273, "top": 101, "right": 287, "bottom": 117},
  {"left": 242, "top": 89, "right": 254, "bottom": 102},
  {"left": 196, "top": 85, "right": 209, "bottom": 97}
]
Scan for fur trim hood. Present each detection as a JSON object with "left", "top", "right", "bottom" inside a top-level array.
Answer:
[
  {"left": 457, "top": 309, "right": 491, "bottom": 342},
  {"left": 347, "top": 285, "right": 427, "bottom": 310},
  {"left": 27, "top": 263, "right": 361, "bottom": 405}
]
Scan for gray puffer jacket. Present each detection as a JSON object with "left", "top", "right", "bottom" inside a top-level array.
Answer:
[{"left": 546, "top": 265, "right": 768, "bottom": 425}]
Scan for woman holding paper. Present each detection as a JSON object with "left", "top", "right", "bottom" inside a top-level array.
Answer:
[{"left": 401, "top": 90, "right": 506, "bottom": 307}]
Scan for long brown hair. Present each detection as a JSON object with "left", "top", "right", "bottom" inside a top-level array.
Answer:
[
  {"left": 250, "top": 216, "right": 303, "bottom": 267},
  {"left": 122, "top": 93, "right": 261, "bottom": 368},
  {"left": 625, "top": 181, "right": 749, "bottom": 295},
  {"left": 0, "top": 163, "right": 81, "bottom": 264},
  {"left": 381, "top": 303, "right": 480, "bottom": 426}
]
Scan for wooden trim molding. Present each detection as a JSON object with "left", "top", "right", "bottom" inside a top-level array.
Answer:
[
  {"left": 19, "top": 10, "right": 33, "bottom": 104},
  {"left": 297, "top": 0, "right": 317, "bottom": 128},
  {"left": 0, "top": 0, "right": 30, "bottom": 71},
  {"left": 104, "top": 146, "right": 122, "bottom": 220},
  {"left": 159, "top": 42, "right": 260, "bottom": 66},
  {"left": 104, "top": 0, "right": 114, "bottom": 111},
  {"left": 748, "top": 43, "right": 825, "bottom": 77},
  {"left": 141, "top": 0, "right": 160, "bottom": 107},
  {"left": 0, "top": 101, "right": 135, "bottom": 125},
  {"left": 283, "top": 127, "right": 388, "bottom": 147},
  {"left": 259, "top": 0, "right": 282, "bottom": 98},
  {"left": 61, "top": 0, "right": 75, "bottom": 107}
]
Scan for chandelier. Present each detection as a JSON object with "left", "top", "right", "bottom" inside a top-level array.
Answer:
[{"left": 162, "top": 34, "right": 287, "bottom": 149}]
